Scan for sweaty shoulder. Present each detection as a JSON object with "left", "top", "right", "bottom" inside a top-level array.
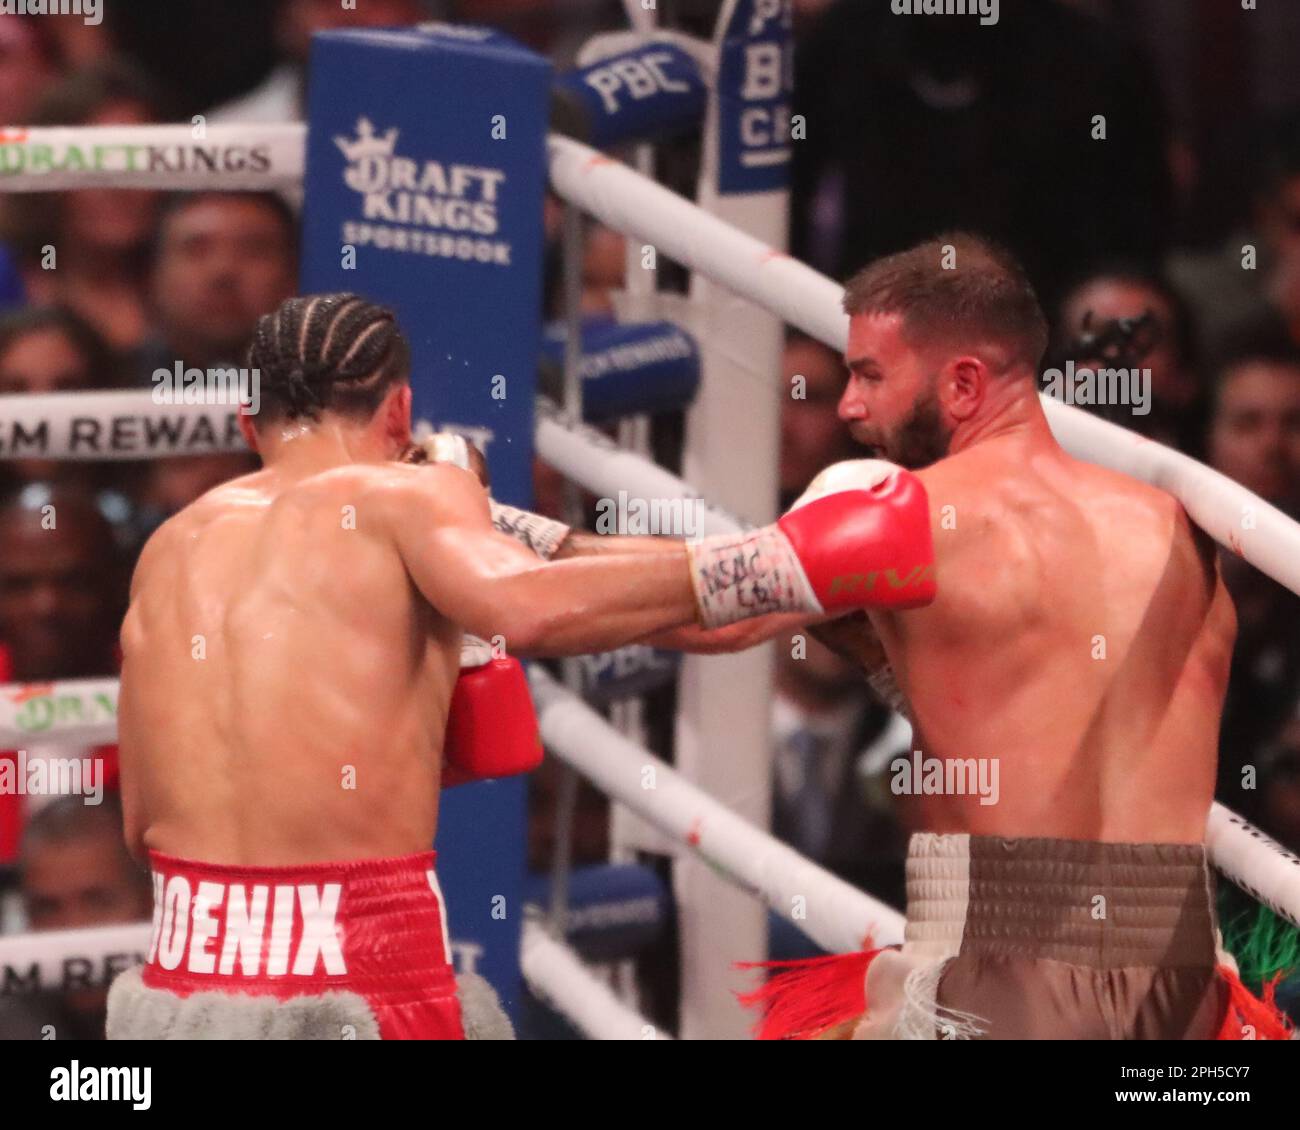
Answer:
[
  {"left": 313, "top": 460, "right": 491, "bottom": 545},
  {"left": 916, "top": 445, "right": 1181, "bottom": 526},
  {"left": 129, "top": 474, "right": 265, "bottom": 593},
  {"left": 911, "top": 444, "right": 1195, "bottom": 592}
]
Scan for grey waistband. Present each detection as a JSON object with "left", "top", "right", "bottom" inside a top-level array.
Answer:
[{"left": 904, "top": 833, "right": 1218, "bottom": 968}]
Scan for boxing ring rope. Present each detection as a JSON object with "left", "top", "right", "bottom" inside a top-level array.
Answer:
[
  {"left": 520, "top": 916, "right": 672, "bottom": 1040},
  {"left": 529, "top": 666, "right": 904, "bottom": 952},
  {"left": 535, "top": 398, "right": 750, "bottom": 537},
  {"left": 0, "top": 923, "right": 149, "bottom": 987},
  {"left": 0, "top": 124, "right": 306, "bottom": 193},
  {"left": 0, "top": 677, "right": 118, "bottom": 746}
]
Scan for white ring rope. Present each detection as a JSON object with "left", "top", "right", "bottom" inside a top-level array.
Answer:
[
  {"left": 1206, "top": 807, "right": 1300, "bottom": 930},
  {"left": 520, "top": 917, "right": 671, "bottom": 1040},
  {"left": 0, "top": 388, "right": 242, "bottom": 461},
  {"left": 549, "top": 134, "right": 849, "bottom": 349},
  {"left": 0, "top": 124, "right": 305, "bottom": 192},
  {"left": 529, "top": 664, "right": 906, "bottom": 953},
  {"left": 0, "top": 923, "right": 149, "bottom": 989},
  {"left": 0, "top": 677, "right": 118, "bottom": 747},
  {"left": 536, "top": 398, "right": 749, "bottom": 536}
]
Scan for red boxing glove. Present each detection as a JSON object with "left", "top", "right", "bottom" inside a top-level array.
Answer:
[
  {"left": 442, "top": 639, "right": 543, "bottom": 787},
  {"left": 779, "top": 460, "right": 936, "bottom": 613},
  {"left": 686, "top": 460, "right": 936, "bottom": 628}
]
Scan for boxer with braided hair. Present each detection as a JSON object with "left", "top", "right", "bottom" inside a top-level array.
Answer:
[
  {"left": 247, "top": 292, "right": 410, "bottom": 423},
  {"left": 111, "top": 292, "right": 936, "bottom": 1040}
]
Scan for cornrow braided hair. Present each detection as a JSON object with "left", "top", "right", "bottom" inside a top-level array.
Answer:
[{"left": 247, "top": 293, "right": 411, "bottom": 423}]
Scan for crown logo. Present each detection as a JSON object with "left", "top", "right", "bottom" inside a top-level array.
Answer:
[{"left": 334, "top": 117, "right": 398, "bottom": 164}]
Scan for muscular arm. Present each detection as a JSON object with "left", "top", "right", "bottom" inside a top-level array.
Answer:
[
  {"left": 394, "top": 467, "right": 699, "bottom": 656},
  {"left": 556, "top": 531, "right": 816, "bottom": 652},
  {"left": 552, "top": 531, "right": 677, "bottom": 560}
]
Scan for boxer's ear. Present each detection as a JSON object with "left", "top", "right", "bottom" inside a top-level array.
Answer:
[
  {"left": 381, "top": 384, "right": 414, "bottom": 451},
  {"left": 237, "top": 407, "right": 260, "bottom": 454}
]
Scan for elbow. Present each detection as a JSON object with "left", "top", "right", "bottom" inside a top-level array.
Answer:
[
  {"left": 466, "top": 565, "right": 573, "bottom": 656},
  {"left": 483, "top": 606, "right": 552, "bottom": 657}
]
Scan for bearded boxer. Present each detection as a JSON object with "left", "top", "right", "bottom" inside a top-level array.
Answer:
[
  {"left": 107, "top": 292, "right": 936, "bottom": 1041},
  {"left": 502, "top": 235, "right": 1291, "bottom": 1039},
  {"left": 726, "top": 233, "right": 1293, "bottom": 1040}
]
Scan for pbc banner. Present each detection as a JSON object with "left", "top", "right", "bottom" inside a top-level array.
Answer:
[
  {"left": 715, "top": 0, "right": 794, "bottom": 194},
  {"left": 552, "top": 42, "right": 707, "bottom": 149},
  {"left": 300, "top": 26, "right": 552, "bottom": 1016}
]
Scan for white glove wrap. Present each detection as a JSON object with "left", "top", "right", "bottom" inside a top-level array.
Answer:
[
  {"left": 684, "top": 526, "right": 821, "bottom": 629},
  {"left": 490, "top": 501, "right": 571, "bottom": 561}
]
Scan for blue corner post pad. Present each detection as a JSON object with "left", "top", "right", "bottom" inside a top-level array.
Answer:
[{"left": 299, "top": 24, "right": 553, "bottom": 1021}]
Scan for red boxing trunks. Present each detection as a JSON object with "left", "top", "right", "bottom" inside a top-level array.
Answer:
[{"left": 106, "top": 851, "right": 464, "bottom": 1040}]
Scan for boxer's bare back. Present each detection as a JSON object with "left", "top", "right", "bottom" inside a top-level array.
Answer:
[
  {"left": 813, "top": 309, "right": 1237, "bottom": 844},
  {"left": 118, "top": 447, "right": 696, "bottom": 867},
  {"left": 869, "top": 436, "right": 1234, "bottom": 843}
]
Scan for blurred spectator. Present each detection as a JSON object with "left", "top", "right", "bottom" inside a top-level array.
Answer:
[
  {"left": 781, "top": 330, "right": 858, "bottom": 508},
  {"left": 45, "top": 10, "right": 117, "bottom": 70},
  {"left": 542, "top": 210, "right": 633, "bottom": 320},
  {"left": 0, "top": 483, "right": 123, "bottom": 683},
  {"left": 0, "top": 794, "right": 149, "bottom": 1041},
  {"left": 0, "top": 307, "right": 117, "bottom": 491},
  {"left": 791, "top": 0, "right": 1171, "bottom": 307},
  {"left": 528, "top": 756, "right": 608, "bottom": 873},
  {"left": 455, "top": 0, "right": 616, "bottom": 65},
  {"left": 1255, "top": 715, "right": 1300, "bottom": 854},
  {"left": 1056, "top": 266, "right": 1206, "bottom": 453},
  {"left": 771, "top": 630, "right": 907, "bottom": 907},
  {"left": 139, "top": 192, "right": 298, "bottom": 377},
  {"left": 1207, "top": 342, "right": 1300, "bottom": 512},
  {"left": 579, "top": 224, "right": 627, "bottom": 316},
  {"left": 1171, "top": 114, "right": 1300, "bottom": 363},
  {"left": 3, "top": 61, "right": 164, "bottom": 355},
  {"left": 17, "top": 794, "right": 147, "bottom": 929},
  {"left": 792, "top": 0, "right": 836, "bottom": 26},
  {"left": 1210, "top": 339, "right": 1300, "bottom": 807},
  {"left": 208, "top": 0, "right": 433, "bottom": 124},
  {"left": 0, "top": 15, "right": 63, "bottom": 125}
]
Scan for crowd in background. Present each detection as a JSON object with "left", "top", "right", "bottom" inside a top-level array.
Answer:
[{"left": 0, "top": 0, "right": 1298, "bottom": 1036}]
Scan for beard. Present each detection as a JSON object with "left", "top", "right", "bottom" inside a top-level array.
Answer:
[{"left": 852, "top": 383, "right": 952, "bottom": 470}]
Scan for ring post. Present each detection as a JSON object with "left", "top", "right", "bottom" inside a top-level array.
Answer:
[{"left": 671, "top": 0, "right": 793, "bottom": 1039}]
